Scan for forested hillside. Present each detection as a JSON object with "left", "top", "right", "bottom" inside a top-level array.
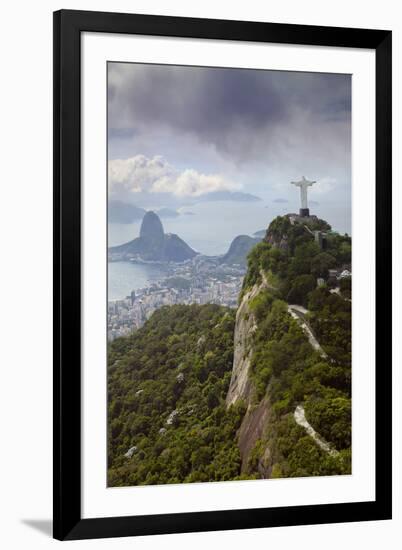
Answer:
[
  {"left": 108, "top": 304, "right": 246, "bottom": 486},
  {"left": 229, "top": 215, "right": 351, "bottom": 477}
]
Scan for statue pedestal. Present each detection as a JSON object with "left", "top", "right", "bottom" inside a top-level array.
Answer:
[{"left": 299, "top": 208, "right": 310, "bottom": 217}]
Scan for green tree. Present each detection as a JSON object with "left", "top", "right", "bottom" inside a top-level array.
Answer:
[
  {"left": 287, "top": 274, "right": 316, "bottom": 307},
  {"left": 311, "top": 252, "right": 337, "bottom": 279}
]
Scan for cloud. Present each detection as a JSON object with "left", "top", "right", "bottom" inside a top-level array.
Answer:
[
  {"left": 107, "top": 63, "right": 351, "bottom": 215},
  {"left": 108, "top": 154, "right": 241, "bottom": 198},
  {"left": 108, "top": 63, "right": 351, "bottom": 168},
  {"left": 108, "top": 64, "right": 285, "bottom": 150}
]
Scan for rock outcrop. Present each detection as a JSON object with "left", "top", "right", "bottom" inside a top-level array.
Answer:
[
  {"left": 226, "top": 280, "right": 262, "bottom": 407},
  {"left": 139, "top": 210, "right": 164, "bottom": 242},
  {"left": 226, "top": 272, "right": 275, "bottom": 473},
  {"left": 108, "top": 211, "right": 198, "bottom": 262},
  {"left": 264, "top": 232, "right": 289, "bottom": 250}
]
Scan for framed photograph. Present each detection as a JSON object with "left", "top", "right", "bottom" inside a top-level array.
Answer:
[{"left": 53, "top": 9, "right": 392, "bottom": 541}]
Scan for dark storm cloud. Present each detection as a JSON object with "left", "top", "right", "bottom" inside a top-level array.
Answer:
[
  {"left": 108, "top": 127, "right": 137, "bottom": 139},
  {"left": 108, "top": 63, "right": 351, "bottom": 162},
  {"left": 109, "top": 64, "right": 285, "bottom": 146}
]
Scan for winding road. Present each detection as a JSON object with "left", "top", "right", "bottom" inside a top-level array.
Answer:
[
  {"left": 294, "top": 405, "right": 339, "bottom": 457},
  {"left": 288, "top": 305, "right": 340, "bottom": 456},
  {"left": 247, "top": 271, "right": 339, "bottom": 457},
  {"left": 287, "top": 304, "right": 328, "bottom": 359}
]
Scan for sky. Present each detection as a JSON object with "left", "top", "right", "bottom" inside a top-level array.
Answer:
[{"left": 107, "top": 62, "right": 351, "bottom": 229}]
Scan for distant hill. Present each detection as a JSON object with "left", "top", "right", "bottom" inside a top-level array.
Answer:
[
  {"left": 220, "top": 235, "right": 261, "bottom": 267},
  {"left": 108, "top": 200, "right": 146, "bottom": 223},
  {"left": 108, "top": 211, "right": 198, "bottom": 263}
]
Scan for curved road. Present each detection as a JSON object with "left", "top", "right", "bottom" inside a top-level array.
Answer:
[
  {"left": 294, "top": 405, "right": 339, "bottom": 457},
  {"left": 254, "top": 272, "right": 338, "bottom": 457},
  {"left": 288, "top": 305, "right": 340, "bottom": 457},
  {"left": 287, "top": 304, "right": 328, "bottom": 359}
]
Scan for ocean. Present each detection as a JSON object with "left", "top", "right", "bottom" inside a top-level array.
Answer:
[{"left": 108, "top": 262, "right": 170, "bottom": 301}]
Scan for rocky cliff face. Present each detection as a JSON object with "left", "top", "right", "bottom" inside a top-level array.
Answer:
[
  {"left": 226, "top": 281, "right": 261, "bottom": 407},
  {"left": 226, "top": 274, "right": 274, "bottom": 474},
  {"left": 139, "top": 211, "right": 164, "bottom": 242},
  {"left": 237, "top": 395, "right": 272, "bottom": 476},
  {"left": 264, "top": 232, "right": 289, "bottom": 250}
]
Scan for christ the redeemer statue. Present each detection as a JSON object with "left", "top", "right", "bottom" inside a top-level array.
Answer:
[{"left": 291, "top": 176, "right": 316, "bottom": 217}]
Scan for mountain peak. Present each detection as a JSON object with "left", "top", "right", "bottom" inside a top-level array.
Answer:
[
  {"left": 109, "top": 210, "right": 197, "bottom": 263},
  {"left": 139, "top": 211, "right": 164, "bottom": 241}
]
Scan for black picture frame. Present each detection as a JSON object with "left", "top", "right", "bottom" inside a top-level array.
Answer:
[{"left": 53, "top": 9, "right": 392, "bottom": 541}]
